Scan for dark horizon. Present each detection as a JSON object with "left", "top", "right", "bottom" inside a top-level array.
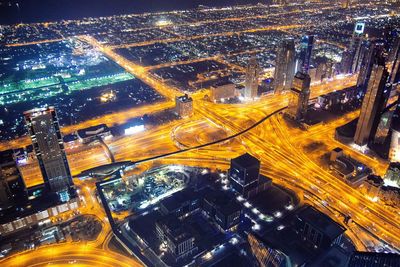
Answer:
[{"left": 0, "top": 0, "right": 270, "bottom": 25}]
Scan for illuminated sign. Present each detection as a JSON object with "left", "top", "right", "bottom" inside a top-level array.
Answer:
[
  {"left": 354, "top": 22, "right": 365, "bottom": 35},
  {"left": 124, "top": 125, "right": 145, "bottom": 135}
]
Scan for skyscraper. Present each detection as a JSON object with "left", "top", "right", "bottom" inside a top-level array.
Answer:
[
  {"left": 244, "top": 56, "right": 259, "bottom": 99},
  {"left": 274, "top": 38, "right": 296, "bottom": 93},
  {"left": 356, "top": 41, "right": 384, "bottom": 92},
  {"left": 341, "top": 22, "right": 365, "bottom": 74},
  {"left": 354, "top": 62, "right": 389, "bottom": 146},
  {"left": 389, "top": 96, "right": 400, "bottom": 162},
  {"left": 24, "top": 107, "right": 73, "bottom": 200},
  {"left": 298, "top": 35, "right": 314, "bottom": 74},
  {"left": 0, "top": 149, "right": 28, "bottom": 210},
  {"left": 389, "top": 36, "right": 400, "bottom": 84},
  {"left": 286, "top": 72, "right": 311, "bottom": 121}
]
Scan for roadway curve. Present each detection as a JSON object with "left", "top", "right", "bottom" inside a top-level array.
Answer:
[{"left": 0, "top": 244, "right": 141, "bottom": 267}]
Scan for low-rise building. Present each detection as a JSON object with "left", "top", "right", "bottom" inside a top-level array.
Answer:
[
  {"left": 175, "top": 94, "right": 193, "bottom": 118},
  {"left": 295, "top": 206, "right": 346, "bottom": 250},
  {"left": 77, "top": 124, "right": 112, "bottom": 144},
  {"left": 210, "top": 81, "right": 236, "bottom": 102},
  {"left": 329, "top": 148, "right": 371, "bottom": 187},
  {"left": 200, "top": 187, "right": 242, "bottom": 231},
  {"left": 156, "top": 215, "right": 198, "bottom": 263}
]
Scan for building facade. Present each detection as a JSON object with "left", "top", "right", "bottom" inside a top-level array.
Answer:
[
  {"left": 286, "top": 72, "right": 311, "bottom": 121},
  {"left": 298, "top": 35, "right": 314, "bottom": 74},
  {"left": 274, "top": 38, "right": 296, "bottom": 93},
  {"left": 175, "top": 94, "right": 193, "bottom": 118},
  {"left": 244, "top": 56, "right": 260, "bottom": 99},
  {"left": 0, "top": 150, "right": 28, "bottom": 210},
  {"left": 354, "top": 63, "right": 389, "bottom": 146},
  {"left": 229, "top": 153, "right": 261, "bottom": 198},
  {"left": 210, "top": 81, "right": 236, "bottom": 102},
  {"left": 24, "top": 107, "right": 74, "bottom": 199}
]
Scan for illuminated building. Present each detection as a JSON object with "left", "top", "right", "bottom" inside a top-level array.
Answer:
[
  {"left": 389, "top": 36, "right": 400, "bottom": 84},
  {"left": 248, "top": 233, "right": 291, "bottom": 267},
  {"left": 354, "top": 62, "right": 389, "bottom": 146},
  {"left": 373, "top": 109, "right": 394, "bottom": 144},
  {"left": 360, "top": 175, "right": 383, "bottom": 200},
  {"left": 389, "top": 102, "right": 400, "bottom": 162},
  {"left": 298, "top": 35, "right": 314, "bottom": 74},
  {"left": 341, "top": 22, "right": 365, "bottom": 74},
  {"left": 201, "top": 187, "right": 242, "bottom": 231},
  {"left": 244, "top": 56, "right": 260, "bottom": 99},
  {"left": 383, "top": 162, "right": 400, "bottom": 188},
  {"left": 24, "top": 107, "right": 74, "bottom": 200},
  {"left": 341, "top": 0, "right": 351, "bottom": 8},
  {"left": 348, "top": 252, "right": 400, "bottom": 267},
  {"left": 210, "top": 81, "right": 236, "bottom": 102},
  {"left": 175, "top": 94, "right": 193, "bottom": 118},
  {"left": 155, "top": 215, "right": 198, "bottom": 263},
  {"left": 295, "top": 206, "right": 346, "bottom": 249},
  {"left": 274, "top": 38, "right": 296, "bottom": 93},
  {"left": 229, "top": 153, "right": 260, "bottom": 198},
  {"left": 356, "top": 41, "right": 385, "bottom": 93},
  {"left": 77, "top": 124, "right": 112, "bottom": 144},
  {"left": 286, "top": 72, "right": 311, "bottom": 121},
  {"left": 0, "top": 150, "right": 28, "bottom": 210}
]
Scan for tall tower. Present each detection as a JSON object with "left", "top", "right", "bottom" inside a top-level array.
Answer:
[
  {"left": 0, "top": 149, "right": 28, "bottom": 210},
  {"left": 298, "top": 35, "right": 314, "bottom": 74},
  {"left": 354, "top": 63, "right": 389, "bottom": 146},
  {"left": 341, "top": 22, "right": 365, "bottom": 74},
  {"left": 286, "top": 72, "right": 311, "bottom": 121},
  {"left": 24, "top": 107, "right": 73, "bottom": 200},
  {"left": 244, "top": 56, "right": 259, "bottom": 99},
  {"left": 356, "top": 41, "right": 384, "bottom": 92},
  {"left": 389, "top": 36, "right": 400, "bottom": 84},
  {"left": 390, "top": 97, "right": 400, "bottom": 162},
  {"left": 274, "top": 38, "right": 296, "bottom": 93}
]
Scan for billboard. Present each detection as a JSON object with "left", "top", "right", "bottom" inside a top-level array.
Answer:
[{"left": 354, "top": 22, "right": 365, "bottom": 35}]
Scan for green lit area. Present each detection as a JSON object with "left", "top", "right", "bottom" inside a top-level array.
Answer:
[
  {"left": 68, "top": 72, "right": 134, "bottom": 91},
  {"left": 0, "top": 39, "right": 135, "bottom": 105}
]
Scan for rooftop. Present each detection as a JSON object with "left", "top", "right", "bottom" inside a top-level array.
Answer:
[
  {"left": 296, "top": 206, "right": 346, "bottom": 241},
  {"left": 77, "top": 124, "right": 110, "bottom": 139},
  {"left": 231, "top": 153, "right": 260, "bottom": 168}
]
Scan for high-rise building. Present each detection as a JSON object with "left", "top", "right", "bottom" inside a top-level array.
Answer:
[
  {"left": 341, "top": 22, "right": 365, "bottom": 74},
  {"left": 0, "top": 149, "right": 28, "bottom": 210},
  {"left": 389, "top": 36, "right": 400, "bottom": 84},
  {"left": 244, "top": 56, "right": 259, "bottom": 99},
  {"left": 175, "top": 94, "right": 193, "bottom": 118},
  {"left": 274, "top": 38, "right": 296, "bottom": 93},
  {"left": 24, "top": 107, "right": 73, "bottom": 200},
  {"left": 229, "top": 153, "right": 260, "bottom": 198},
  {"left": 248, "top": 233, "right": 291, "bottom": 267},
  {"left": 348, "top": 252, "right": 400, "bottom": 267},
  {"left": 374, "top": 109, "right": 394, "bottom": 144},
  {"left": 354, "top": 62, "right": 389, "bottom": 146},
  {"left": 383, "top": 162, "right": 400, "bottom": 188},
  {"left": 356, "top": 41, "right": 385, "bottom": 93},
  {"left": 286, "top": 72, "right": 311, "bottom": 121},
  {"left": 298, "top": 35, "right": 314, "bottom": 74},
  {"left": 389, "top": 97, "right": 400, "bottom": 162}
]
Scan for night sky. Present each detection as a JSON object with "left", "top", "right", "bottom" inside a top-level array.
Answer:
[{"left": 0, "top": 0, "right": 271, "bottom": 24}]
